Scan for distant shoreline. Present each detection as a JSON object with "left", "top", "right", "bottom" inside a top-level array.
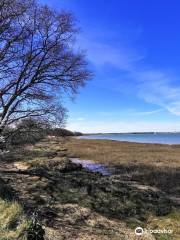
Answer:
[
  {"left": 77, "top": 132, "right": 180, "bottom": 145},
  {"left": 75, "top": 137, "right": 178, "bottom": 146},
  {"left": 82, "top": 131, "right": 180, "bottom": 135}
]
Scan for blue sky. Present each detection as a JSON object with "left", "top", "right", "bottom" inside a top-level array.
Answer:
[{"left": 40, "top": 0, "right": 180, "bottom": 133}]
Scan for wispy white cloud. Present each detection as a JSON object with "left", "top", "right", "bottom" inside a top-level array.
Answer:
[
  {"left": 83, "top": 35, "right": 180, "bottom": 117},
  {"left": 76, "top": 117, "right": 86, "bottom": 121},
  {"left": 137, "top": 70, "right": 180, "bottom": 116},
  {"left": 82, "top": 40, "right": 144, "bottom": 71},
  {"left": 78, "top": 28, "right": 145, "bottom": 72},
  {"left": 98, "top": 108, "right": 163, "bottom": 117},
  {"left": 70, "top": 117, "right": 87, "bottom": 121},
  {"left": 80, "top": 30, "right": 180, "bottom": 117},
  {"left": 128, "top": 108, "right": 164, "bottom": 116}
]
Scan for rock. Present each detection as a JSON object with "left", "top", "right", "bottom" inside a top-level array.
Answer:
[{"left": 30, "top": 176, "right": 41, "bottom": 181}]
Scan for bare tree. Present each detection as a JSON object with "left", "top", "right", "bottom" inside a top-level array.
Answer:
[{"left": 0, "top": 0, "right": 91, "bottom": 134}]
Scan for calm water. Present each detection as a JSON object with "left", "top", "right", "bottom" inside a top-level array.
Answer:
[
  {"left": 70, "top": 158, "right": 111, "bottom": 175},
  {"left": 78, "top": 133, "right": 180, "bottom": 144}
]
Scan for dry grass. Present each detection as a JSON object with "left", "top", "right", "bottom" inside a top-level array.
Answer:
[
  {"left": 44, "top": 203, "right": 155, "bottom": 240},
  {"left": 147, "top": 210, "right": 180, "bottom": 240},
  {"left": 0, "top": 198, "right": 27, "bottom": 239},
  {"left": 65, "top": 138, "right": 180, "bottom": 168}
]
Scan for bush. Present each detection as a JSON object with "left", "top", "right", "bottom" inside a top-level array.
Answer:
[
  {"left": 7, "top": 118, "right": 47, "bottom": 145},
  {"left": 48, "top": 128, "right": 82, "bottom": 137},
  {"left": 27, "top": 219, "right": 45, "bottom": 240}
]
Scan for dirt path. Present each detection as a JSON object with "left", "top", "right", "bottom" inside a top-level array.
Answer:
[{"left": 0, "top": 152, "right": 30, "bottom": 172}]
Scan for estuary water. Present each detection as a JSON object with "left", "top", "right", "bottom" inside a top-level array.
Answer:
[{"left": 78, "top": 133, "right": 180, "bottom": 144}]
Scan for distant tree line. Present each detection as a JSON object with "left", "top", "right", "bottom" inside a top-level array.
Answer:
[{"left": 2, "top": 118, "right": 82, "bottom": 145}]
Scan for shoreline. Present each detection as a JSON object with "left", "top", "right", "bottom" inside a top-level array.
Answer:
[
  {"left": 76, "top": 136, "right": 180, "bottom": 146},
  {"left": 76, "top": 133, "right": 180, "bottom": 145}
]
